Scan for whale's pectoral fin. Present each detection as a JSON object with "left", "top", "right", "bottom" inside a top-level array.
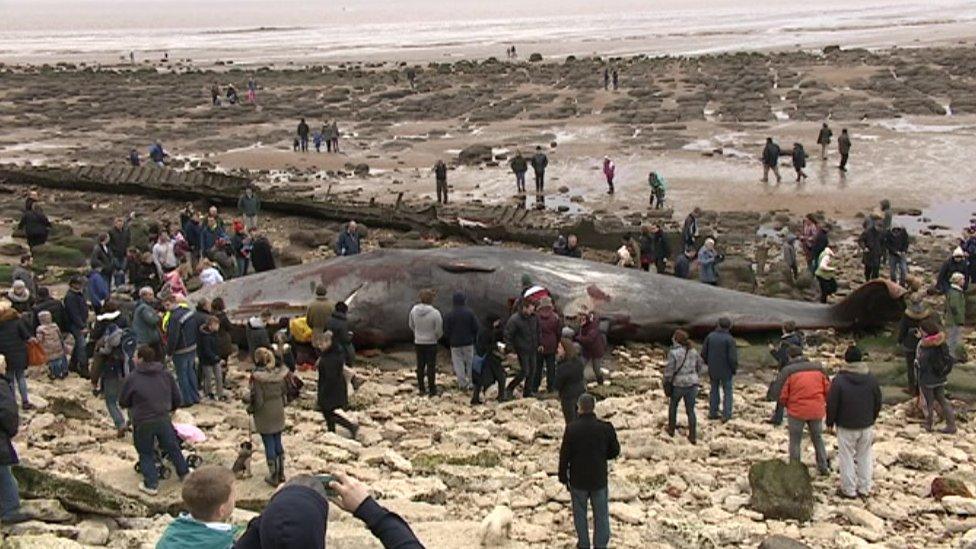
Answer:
[
  {"left": 438, "top": 261, "right": 497, "bottom": 274},
  {"left": 832, "top": 278, "right": 907, "bottom": 327}
]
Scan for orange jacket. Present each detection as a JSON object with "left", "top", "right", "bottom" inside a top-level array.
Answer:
[{"left": 779, "top": 369, "right": 830, "bottom": 421}]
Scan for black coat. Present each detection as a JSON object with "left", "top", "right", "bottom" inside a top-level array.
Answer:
[
  {"left": 883, "top": 228, "right": 909, "bottom": 255},
  {"left": 858, "top": 227, "right": 883, "bottom": 266},
  {"left": 937, "top": 257, "right": 969, "bottom": 294},
  {"left": 702, "top": 328, "right": 738, "bottom": 380},
  {"left": 475, "top": 324, "right": 503, "bottom": 375},
  {"left": 0, "top": 310, "right": 30, "bottom": 373},
  {"left": 558, "top": 413, "right": 620, "bottom": 490},
  {"left": 90, "top": 244, "right": 114, "bottom": 274},
  {"left": 553, "top": 357, "right": 586, "bottom": 406},
  {"left": 197, "top": 327, "right": 221, "bottom": 366},
  {"left": 826, "top": 364, "right": 881, "bottom": 430},
  {"left": 250, "top": 237, "right": 276, "bottom": 272},
  {"left": 64, "top": 289, "right": 89, "bottom": 331},
  {"left": 762, "top": 143, "right": 781, "bottom": 166},
  {"left": 317, "top": 347, "right": 347, "bottom": 412},
  {"left": 108, "top": 226, "right": 131, "bottom": 259},
  {"left": 444, "top": 305, "right": 479, "bottom": 348},
  {"left": 504, "top": 311, "right": 539, "bottom": 356},
  {"left": 19, "top": 210, "right": 51, "bottom": 241},
  {"left": 326, "top": 310, "right": 354, "bottom": 365},
  {"left": 215, "top": 311, "right": 235, "bottom": 359},
  {"left": 810, "top": 229, "right": 829, "bottom": 262},
  {"left": 674, "top": 254, "right": 692, "bottom": 279},
  {"left": 0, "top": 375, "right": 20, "bottom": 466}
]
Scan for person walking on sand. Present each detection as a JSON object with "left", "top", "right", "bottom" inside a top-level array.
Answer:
[
  {"left": 779, "top": 345, "right": 831, "bottom": 475},
  {"left": 247, "top": 76, "right": 257, "bottom": 103},
  {"left": 297, "top": 118, "right": 310, "bottom": 153},
  {"left": 648, "top": 172, "right": 666, "bottom": 209},
  {"left": 817, "top": 122, "right": 833, "bottom": 159},
  {"left": 558, "top": 393, "right": 620, "bottom": 549},
  {"left": 433, "top": 160, "right": 449, "bottom": 205},
  {"left": 612, "top": 68, "right": 619, "bottom": 91},
  {"left": 330, "top": 121, "right": 340, "bottom": 153},
  {"left": 603, "top": 67, "right": 610, "bottom": 90},
  {"left": 664, "top": 329, "right": 707, "bottom": 444},
  {"left": 761, "top": 137, "right": 782, "bottom": 183},
  {"left": 511, "top": 150, "right": 528, "bottom": 194},
  {"left": 532, "top": 146, "right": 549, "bottom": 194},
  {"left": 409, "top": 289, "right": 443, "bottom": 397},
  {"left": 602, "top": 156, "right": 616, "bottom": 195},
  {"left": 826, "top": 354, "right": 881, "bottom": 499},
  {"left": 792, "top": 143, "right": 808, "bottom": 182},
  {"left": 838, "top": 128, "right": 852, "bottom": 172},
  {"left": 210, "top": 84, "right": 220, "bottom": 106}
]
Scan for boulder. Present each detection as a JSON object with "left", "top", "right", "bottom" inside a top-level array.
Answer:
[
  {"left": 46, "top": 396, "right": 93, "bottom": 421},
  {"left": 12, "top": 466, "right": 149, "bottom": 517},
  {"left": 20, "top": 499, "right": 75, "bottom": 523},
  {"left": 932, "top": 476, "right": 973, "bottom": 501},
  {"left": 458, "top": 144, "right": 493, "bottom": 165},
  {"left": 748, "top": 459, "right": 814, "bottom": 522},
  {"left": 759, "top": 535, "right": 812, "bottom": 549},
  {"left": 944, "top": 496, "right": 976, "bottom": 516}
]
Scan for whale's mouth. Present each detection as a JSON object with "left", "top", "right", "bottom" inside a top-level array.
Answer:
[{"left": 830, "top": 278, "right": 908, "bottom": 327}]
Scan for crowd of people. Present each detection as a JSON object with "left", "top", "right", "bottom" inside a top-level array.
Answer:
[
  {"left": 762, "top": 124, "right": 853, "bottom": 184},
  {"left": 295, "top": 118, "right": 341, "bottom": 154}
]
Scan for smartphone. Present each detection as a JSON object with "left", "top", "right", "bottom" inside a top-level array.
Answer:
[{"left": 315, "top": 474, "right": 338, "bottom": 497}]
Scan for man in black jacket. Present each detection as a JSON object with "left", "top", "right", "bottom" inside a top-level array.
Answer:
[
  {"left": 504, "top": 300, "right": 539, "bottom": 398},
  {"left": 558, "top": 393, "right": 620, "bottom": 549},
  {"left": 443, "top": 292, "right": 479, "bottom": 391},
  {"left": 0, "top": 357, "right": 32, "bottom": 524},
  {"left": 761, "top": 137, "right": 782, "bottom": 183},
  {"left": 64, "top": 276, "right": 90, "bottom": 377},
  {"left": 826, "top": 361, "right": 882, "bottom": 499},
  {"left": 119, "top": 346, "right": 189, "bottom": 496},
  {"left": 433, "top": 160, "right": 448, "bottom": 204},
  {"left": 531, "top": 146, "right": 549, "bottom": 194},
  {"left": 472, "top": 313, "right": 507, "bottom": 405},
  {"left": 108, "top": 216, "right": 132, "bottom": 287},
  {"left": 883, "top": 225, "right": 909, "bottom": 287},
  {"left": 702, "top": 317, "right": 738, "bottom": 421}
]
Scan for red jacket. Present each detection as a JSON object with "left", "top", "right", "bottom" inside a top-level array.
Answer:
[
  {"left": 779, "top": 369, "right": 830, "bottom": 421},
  {"left": 576, "top": 316, "right": 606, "bottom": 360}
]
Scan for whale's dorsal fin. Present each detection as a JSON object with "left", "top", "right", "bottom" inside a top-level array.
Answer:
[{"left": 439, "top": 261, "right": 497, "bottom": 274}]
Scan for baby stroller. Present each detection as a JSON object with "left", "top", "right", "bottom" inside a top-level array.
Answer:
[{"left": 132, "top": 423, "right": 205, "bottom": 479}]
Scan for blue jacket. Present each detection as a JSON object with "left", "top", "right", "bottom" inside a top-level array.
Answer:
[
  {"left": 698, "top": 247, "right": 720, "bottom": 284},
  {"left": 335, "top": 230, "right": 361, "bottom": 256},
  {"left": 443, "top": 293, "right": 480, "bottom": 347},
  {"left": 64, "top": 289, "right": 89, "bottom": 331},
  {"left": 87, "top": 272, "right": 109, "bottom": 309},
  {"left": 166, "top": 307, "right": 200, "bottom": 355},
  {"left": 702, "top": 328, "right": 739, "bottom": 380},
  {"left": 200, "top": 224, "right": 225, "bottom": 253},
  {"left": 183, "top": 220, "right": 202, "bottom": 252}
]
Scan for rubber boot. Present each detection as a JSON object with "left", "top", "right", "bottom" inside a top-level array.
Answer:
[
  {"left": 264, "top": 459, "right": 277, "bottom": 487},
  {"left": 276, "top": 454, "right": 286, "bottom": 485},
  {"left": 688, "top": 424, "right": 697, "bottom": 445}
]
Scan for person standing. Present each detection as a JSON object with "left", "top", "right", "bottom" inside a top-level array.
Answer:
[
  {"left": 108, "top": 216, "right": 132, "bottom": 287},
  {"left": 120, "top": 346, "right": 190, "bottom": 495},
  {"left": 702, "top": 317, "right": 738, "bottom": 422},
  {"left": 553, "top": 334, "right": 585, "bottom": 424},
  {"left": 697, "top": 238, "right": 722, "bottom": 286},
  {"left": 238, "top": 187, "right": 261, "bottom": 230},
  {"left": 838, "top": 129, "right": 852, "bottom": 171},
  {"left": 897, "top": 299, "right": 930, "bottom": 396},
  {"left": 443, "top": 291, "right": 479, "bottom": 391},
  {"left": 815, "top": 247, "right": 838, "bottom": 304},
  {"left": 297, "top": 118, "right": 310, "bottom": 153},
  {"left": 575, "top": 311, "right": 607, "bottom": 386},
  {"left": 314, "top": 331, "right": 360, "bottom": 437},
  {"left": 165, "top": 301, "right": 201, "bottom": 407},
  {"left": 0, "top": 355, "right": 32, "bottom": 524},
  {"left": 531, "top": 146, "right": 549, "bottom": 194},
  {"left": 132, "top": 287, "right": 162, "bottom": 358},
  {"left": 648, "top": 172, "right": 666, "bottom": 209},
  {"left": 558, "top": 393, "right": 620, "bottom": 549},
  {"left": 937, "top": 247, "right": 969, "bottom": 294},
  {"left": 335, "top": 221, "right": 361, "bottom": 257},
  {"left": 664, "top": 329, "right": 707, "bottom": 444},
  {"left": 916, "top": 320, "right": 957, "bottom": 434},
  {"left": 945, "top": 272, "right": 966, "bottom": 358},
  {"left": 510, "top": 150, "right": 528, "bottom": 194},
  {"left": 681, "top": 208, "right": 700, "bottom": 251},
  {"left": 91, "top": 233, "right": 116, "bottom": 286},
  {"left": 210, "top": 83, "right": 220, "bottom": 106},
  {"left": 471, "top": 313, "right": 507, "bottom": 405},
  {"left": 0, "top": 302, "right": 32, "bottom": 409},
  {"left": 782, "top": 234, "right": 799, "bottom": 282},
  {"left": 602, "top": 156, "right": 615, "bottom": 195},
  {"left": 505, "top": 299, "right": 540, "bottom": 398},
  {"left": 433, "top": 160, "right": 449, "bottom": 205},
  {"left": 11, "top": 255, "right": 35, "bottom": 299},
  {"left": 858, "top": 217, "right": 883, "bottom": 280},
  {"left": 247, "top": 76, "right": 257, "bottom": 103},
  {"left": 603, "top": 67, "right": 610, "bottom": 90},
  {"left": 64, "top": 275, "right": 90, "bottom": 378},
  {"left": 197, "top": 316, "right": 225, "bottom": 401},
  {"left": 792, "top": 143, "right": 808, "bottom": 182},
  {"left": 826, "top": 357, "right": 882, "bottom": 499},
  {"left": 801, "top": 214, "right": 821, "bottom": 273},
  {"left": 611, "top": 68, "right": 619, "bottom": 91},
  {"left": 884, "top": 226, "right": 909, "bottom": 287},
  {"left": 321, "top": 122, "right": 333, "bottom": 153},
  {"left": 817, "top": 122, "right": 833, "bottom": 159},
  {"left": 674, "top": 248, "right": 695, "bottom": 279},
  {"left": 408, "top": 289, "right": 442, "bottom": 397},
  {"left": 330, "top": 120, "right": 340, "bottom": 153},
  {"left": 779, "top": 346, "right": 831, "bottom": 475},
  {"left": 306, "top": 285, "right": 334, "bottom": 333},
  {"left": 535, "top": 297, "right": 562, "bottom": 393},
  {"left": 18, "top": 203, "right": 51, "bottom": 251},
  {"left": 250, "top": 347, "right": 288, "bottom": 486},
  {"left": 248, "top": 229, "right": 276, "bottom": 273},
  {"left": 761, "top": 138, "right": 782, "bottom": 183}
]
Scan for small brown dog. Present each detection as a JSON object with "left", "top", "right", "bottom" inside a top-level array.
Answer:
[{"left": 231, "top": 441, "right": 253, "bottom": 479}]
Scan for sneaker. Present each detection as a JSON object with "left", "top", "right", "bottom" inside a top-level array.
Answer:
[{"left": 138, "top": 483, "right": 159, "bottom": 496}]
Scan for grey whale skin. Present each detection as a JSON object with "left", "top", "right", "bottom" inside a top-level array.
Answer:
[{"left": 191, "top": 247, "right": 906, "bottom": 346}]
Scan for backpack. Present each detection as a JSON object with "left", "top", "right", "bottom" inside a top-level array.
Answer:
[
  {"left": 97, "top": 325, "right": 137, "bottom": 377},
  {"left": 932, "top": 346, "right": 956, "bottom": 378}
]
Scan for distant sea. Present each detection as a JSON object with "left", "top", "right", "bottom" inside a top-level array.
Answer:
[{"left": 1, "top": 0, "right": 975, "bottom": 64}]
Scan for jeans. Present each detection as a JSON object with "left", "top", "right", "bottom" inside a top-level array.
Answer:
[
  {"left": 450, "top": 346, "right": 474, "bottom": 389},
  {"left": 48, "top": 356, "right": 68, "bottom": 379},
  {"left": 506, "top": 351, "right": 538, "bottom": 397},
  {"left": 889, "top": 254, "right": 907, "bottom": 286},
  {"left": 69, "top": 327, "right": 88, "bottom": 377},
  {"left": 112, "top": 256, "right": 127, "bottom": 287},
  {"left": 260, "top": 432, "right": 284, "bottom": 461},
  {"left": 668, "top": 385, "right": 698, "bottom": 437},
  {"left": 570, "top": 486, "right": 610, "bottom": 549},
  {"left": 837, "top": 426, "right": 874, "bottom": 497},
  {"left": 708, "top": 377, "right": 733, "bottom": 420},
  {"left": 515, "top": 172, "right": 526, "bottom": 192},
  {"left": 172, "top": 352, "right": 200, "bottom": 406},
  {"left": 102, "top": 375, "right": 127, "bottom": 429},
  {"left": 533, "top": 353, "right": 556, "bottom": 393},
  {"left": 8, "top": 369, "right": 28, "bottom": 406},
  {"left": 415, "top": 344, "right": 437, "bottom": 394},
  {"left": 236, "top": 257, "right": 250, "bottom": 278},
  {"left": 299, "top": 137, "right": 308, "bottom": 152},
  {"left": 201, "top": 362, "right": 224, "bottom": 399},
  {"left": 133, "top": 419, "right": 189, "bottom": 489},
  {"left": 0, "top": 465, "right": 21, "bottom": 520},
  {"left": 787, "top": 416, "right": 828, "bottom": 472}
]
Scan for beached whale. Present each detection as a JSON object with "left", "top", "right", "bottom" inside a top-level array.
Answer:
[{"left": 191, "top": 247, "right": 907, "bottom": 346}]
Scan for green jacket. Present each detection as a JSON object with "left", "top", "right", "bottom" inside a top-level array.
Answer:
[
  {"left": 946, "top": 287, "right": 966, "bottom": 327},
  {"left": 238, "top": 193, "right": 261, "bottom": 216},
  {"left": 156, "top": 515, "right": 240, "bottom": 549}
]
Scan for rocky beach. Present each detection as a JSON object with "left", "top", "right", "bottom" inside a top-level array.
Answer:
[{"left": 2, "top": 11, "right": 976, "bottom": 547}]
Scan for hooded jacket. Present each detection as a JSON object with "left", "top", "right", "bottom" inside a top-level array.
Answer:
[
  {"left": 505, "top": 310, "right": 539, "bottom": 356},
  {"left": 251, "top": 366, "right": 288, "bottom": 435},
  {"left": 702, "top": 328, "right": 738, "bottom": 380},
  {"left": 408, "top": 303, "right": 443, "bottom": 345},
  {"left": 132, "top": 299, "right": 161, "bottom": 346},
  {"left": 575, "top": 315, "right": 606, "bottom": 360},
  {"left": 779, "top": 367, "right": 830, "bottom": 421},
  {"left": 766, "top": 356, "right": 825, "bottom": 402},
  {"left": 156, "top": 514, "right": 239, "bottom": 549},
  {"left": 664, "top": 344, "right": 708, "bottom": 388},
  {"left": 443, "top": 293, "right": 479, "bottom": 348},
  {"left": 36, "top": 315, "right": 65, "bottom": 360},
  {"left": 826, "top": 362, "right": 882, "bottom": 430},
  {"left": 0, "top": 309, "right": 30, "bottom": 373},
  {"left": 535, "top": 307, "right": 563, "bottom": 355},
  {"left": 937, "top": 257, "right": 969, "bottom": 294},
  {"left": 235, "top": 485, "right": 327, "bottom": 549},
  {"left": 916, "top": 332, "right": 951, "bottom": 388},
  {"left": 119, "top": 361, "right": 181, "bottom": 424}
]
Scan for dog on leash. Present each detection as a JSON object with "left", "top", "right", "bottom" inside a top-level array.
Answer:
[{"left": 231, "top": 441, "right": 253, "bottom": 479}]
